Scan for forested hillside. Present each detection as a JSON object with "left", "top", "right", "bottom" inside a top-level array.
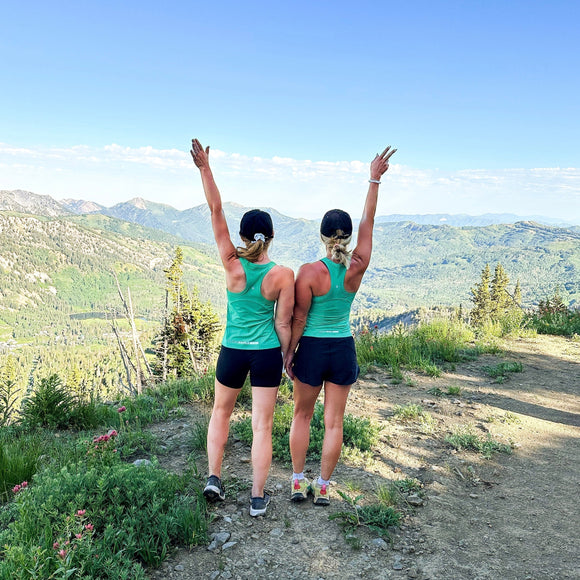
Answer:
[{"left": 0, "top": 212, "right": 225, "bottom": 343}]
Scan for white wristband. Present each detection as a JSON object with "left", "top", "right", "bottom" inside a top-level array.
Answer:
[{"left": 369, "top": 179, "right": 381, "bottom": 184}]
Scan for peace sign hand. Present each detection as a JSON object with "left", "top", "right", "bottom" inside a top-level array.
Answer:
[{"left": 370, "top": 146, "right": 397, "bottom": 180}]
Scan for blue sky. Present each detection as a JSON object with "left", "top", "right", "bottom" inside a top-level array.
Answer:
[{"left": 1, "top": 0, "right": 579, "bottom": 221}]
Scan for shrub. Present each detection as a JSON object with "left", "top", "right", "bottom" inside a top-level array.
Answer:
[
  {"left": 20, "top": 374, "right": 75, "bottom": 429},
  {"left": 0, "top": 461, "right": 208, "bottom": 578},
  {"left": 445, "top": 425, "right": 512, "bottom": 459}
]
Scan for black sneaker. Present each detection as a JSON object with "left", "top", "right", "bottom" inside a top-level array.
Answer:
[
  {"left": 249, "top": 493, "right": 271, "bottom": 517},
  {"left": 203, "top": 475, "right": 225, "bottom": 502}
]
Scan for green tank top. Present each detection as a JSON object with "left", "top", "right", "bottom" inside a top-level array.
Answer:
[
  {"left": 222, "top": 258, "right": 281, "bottom": 350},
  {"left": 302, "top": 258, "right": 356, "bottom": 338}
]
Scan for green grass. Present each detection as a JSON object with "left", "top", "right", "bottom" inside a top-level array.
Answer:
[
  {"left": 392, "top": 403, "right": 425, "bottom": 421},
  {"left": 445, "top": 425, "right": 513, "bottom": 459},
  {"left": 356, "top": 319, "right": 494, "bottom": 379},
  {"left": 482, "top": 361, "right": 523, "bottom": 382}
]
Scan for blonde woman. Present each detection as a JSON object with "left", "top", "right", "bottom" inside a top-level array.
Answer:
[
  {"left": 191, "top": 139, "right": 294, "bottom": 516},
  {"left": 285, "top": 146, "right": 396, "bottom": 505}
]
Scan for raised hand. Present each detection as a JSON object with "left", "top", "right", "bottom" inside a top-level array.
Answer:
[
  {"left": 370, "top": 146, "right": 397, "bottom": 180},
  {"left": 190, "top": 138, "right": 210, "bottom": 169}
]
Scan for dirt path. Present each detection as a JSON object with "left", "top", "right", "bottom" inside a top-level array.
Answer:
[{"left": 147, "top": 335, "right": 580, "bottom": 580}]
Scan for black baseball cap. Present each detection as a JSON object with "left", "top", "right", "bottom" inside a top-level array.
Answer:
[
  {"left": 320, "top": 209, "right": 352, "bottom": 238},
  {"left": 239, "top": 209, "right": 274, "bottom": 240}
]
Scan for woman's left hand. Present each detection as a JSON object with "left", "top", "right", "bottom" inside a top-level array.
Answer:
[
  {"left": 370, "top": 146, "right": 397, "bottom": 180},
  {"left": 190, "top": 138, "right": 210, "bottom": 169}
]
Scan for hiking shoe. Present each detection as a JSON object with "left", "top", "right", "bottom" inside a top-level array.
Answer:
[
  {"left": 312, "top": 481, "right": 330, "bottom": 506},
  {"left": 291, "top": 477, "right": 310, "bottom": 502},
  {"left": 249, "top": 493, "right": 271, "bottom": 517},
  {"left": 203, "top": 475, "right": 225, "bottom": 502}
]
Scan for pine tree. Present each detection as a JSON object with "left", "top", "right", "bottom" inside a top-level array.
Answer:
[
  {"left": 470, "top": 263, "right": 492, "bottom": 325},
  {"left": 156, "top": 248, "right": 221, "bottom": 379},
  {"left": 490, "top": 263, "right": 510, "bottom": 318}
]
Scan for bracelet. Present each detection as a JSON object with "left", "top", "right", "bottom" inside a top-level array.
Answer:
[{"left": 369, "top": 179, "right": 381, "bottom": 184}]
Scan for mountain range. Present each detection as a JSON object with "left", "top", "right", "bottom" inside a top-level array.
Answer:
[{"left": 0, "top": 189, "right": 579, "bottom": 344}]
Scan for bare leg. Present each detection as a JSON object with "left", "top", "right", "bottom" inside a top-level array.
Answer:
[
  {"left": 290, "top": 378, "right": 322, "bottom": 474},
  {"left": 206, "top": 380, "right": 241, "bottom": 477},
  {"left": 250, "top": 386, "right": 279, "bottom": 497},
  {"left": 320, "top": 381, "right": 352, "bottom": 481}
]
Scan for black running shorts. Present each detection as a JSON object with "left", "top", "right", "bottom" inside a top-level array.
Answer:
[
  {"left": 292, "top": 336, "right": 360, "bottom": 387},
  {"left": 216, "top": 345, "right": 283, "bottom": 389}
]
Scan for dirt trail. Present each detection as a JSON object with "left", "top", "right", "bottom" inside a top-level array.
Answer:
[{"left": 147, "top": 335, "right": 580, "bottom": 580}]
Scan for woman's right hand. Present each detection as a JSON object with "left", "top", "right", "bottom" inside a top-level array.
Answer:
[
  {"left": 190, "top": 138, "right": 210, "bottom": 170},
  {"left": 370, "top": 146, "right": 397, "bottom": 180},
  {"left": 284, "top": 351, "right": 295, "bottom": 380}
]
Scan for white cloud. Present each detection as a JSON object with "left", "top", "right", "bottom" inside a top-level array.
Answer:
[{"left": 0, "top": 142, "right": 579, "bottom": 222}]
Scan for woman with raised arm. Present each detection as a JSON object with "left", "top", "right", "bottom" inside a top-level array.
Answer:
[
  {"left": 285, "top": 146, "right": 396, "bottom": 505},
  {"left": 190, "top": 138, "right": 294, "bottom": 517}
]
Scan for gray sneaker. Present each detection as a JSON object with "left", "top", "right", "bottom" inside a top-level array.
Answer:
[
  {"left": 203, "top": 475, "right": 225, "bottom": 502},
  {"left": 249, "top": 493, "right": 271, "bottom": 517}
]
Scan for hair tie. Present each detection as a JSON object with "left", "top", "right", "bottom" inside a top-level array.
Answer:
[{"left": 251, "top": 233, "right": 266, "bottom": 243}]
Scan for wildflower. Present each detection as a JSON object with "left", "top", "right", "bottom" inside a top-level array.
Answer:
[
  {"left": 58, "top": 549, "right": 67, "bottom": 559},
  {"left": 21, "top": 481, "right": 28, "bottom": 488},
  {"left": 85, "top": 523, "right": 94, "bottom": 531},
  {"left": 75, "top": 533, "right": 83, "bottom": 540},
  {"left": 12, "top": 485, "right": 21, "bottom": 494},
  {"left": 76, "top": 510, "right": 86, "bottom": 517},
  {"left": 108, "top": 429, "right": 118, "bottom": 437},
  {"left": 118, "top": 405, "right": 126, "bottom": 413},
  {"left": 53, "top": 542, "right": 59, "bottom": 549}
]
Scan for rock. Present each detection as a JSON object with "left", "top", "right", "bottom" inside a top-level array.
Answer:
[
  {"left": 469, "top": 494, "right": 479, "bottom": 499},
  {"left": 407, "top": 494, "right": 424, "bottom": 506},
  {"left": 210, "top": 572, "right": 220, "bottom": 580},
  {"left": 208, "top": 531, "right": 231, "bottom": 550},
  {"left": 270, "top": 527, "right": 284, "bottom": 538},
  {"left": 132, "top": 459, "right": 152, "bottom": 467},
  {"left": 275, "top": 483, "right": 283, "bottom": 490},
  {"left": 222, "top": 541, "right": 238, "bottom": 551},
  {"left": 174, "top": 564, "right": 184, "bottom": 572},
  {"left": 393, "top": 559, "right": 404, "bottom": 570},
  {"left": 223, "top": 516, "right": 233, "bottom": 523},
  {"left": 240, "top": 456, "right": 251, "bottom": 463},
  {"left": 372, "top": 538, "right": 389, "bottom": 550}
]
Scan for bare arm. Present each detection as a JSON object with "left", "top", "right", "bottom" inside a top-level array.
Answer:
[
  {"left": 273, "top": 268, "right": 295, "bottom": 362},
  {"left": 190, "top": 139, "right": 238, "bottom": 269},
  {"left": 350, "top": 146, "right": 397, "bottom": 274},
  {"left": 285, "top": 265, "right": 314, "bottom": 379}
]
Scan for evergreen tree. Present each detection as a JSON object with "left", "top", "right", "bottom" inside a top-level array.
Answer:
[
  {"left": 470, "top": 263, "right": 492, "bottom": 325},
  {"left": 155, "top": 248, "right": 221, "bottom": 379},
  {"left": 490, "top": 263, "right": 510, "bottom": 317}
]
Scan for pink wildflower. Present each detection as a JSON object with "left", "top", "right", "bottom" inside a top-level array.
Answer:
[
  {"left": 53, "top": 542, "right": 59, "bottom": 549},
  {"left": 108, "top": 429, "right": 118, "bottom": 437},
  {"left": 12, "top": 485, "right": 21, "bottom": 494},
  {"left": 85, "top": 523, "right": 94, "bottom": 531},
  {"left": 21, "top": 481, "right": 28, "bottom": 488},
  {"left": 76, "top": 510, "right": 86, "bottom": 517},
  {"left": 58, "top": 549, "right": 67, "bottom": 559},
  {"left": 75, "top": 533, "right": 83, "bottom": 540},
  {"left": 117, "top": 406, "right": 126, "bottom": 413}
]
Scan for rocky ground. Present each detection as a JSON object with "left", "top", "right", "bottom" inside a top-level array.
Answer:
[{"left": 146, "top": 335, "right": 580, "bottom": 580}]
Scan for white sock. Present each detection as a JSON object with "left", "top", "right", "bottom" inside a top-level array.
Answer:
[
  {"left": 317, "top": 476, "right": 330, "bottom": 486},
  {"left": 292, "top": 472, "right": 305, "bottom": 481}
]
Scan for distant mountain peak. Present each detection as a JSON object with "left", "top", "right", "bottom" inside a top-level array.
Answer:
[{"left": 127, "top": 197, "right": 148, "bottom": 209}]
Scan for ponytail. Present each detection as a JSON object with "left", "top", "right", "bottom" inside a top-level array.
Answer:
[
  {"left": 236, "top": 237, "right": 272, "bottom": 262},
  {"left": 321, "top": 233, "right": 352, "bottom": 267}
]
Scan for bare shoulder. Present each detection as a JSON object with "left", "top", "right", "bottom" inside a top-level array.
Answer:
[
  {"left": 297, "top": 261, "right": 322, "bottom": 279},
  {"left": 267, "top": 264, "right": 295, "bottom": 288}
]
